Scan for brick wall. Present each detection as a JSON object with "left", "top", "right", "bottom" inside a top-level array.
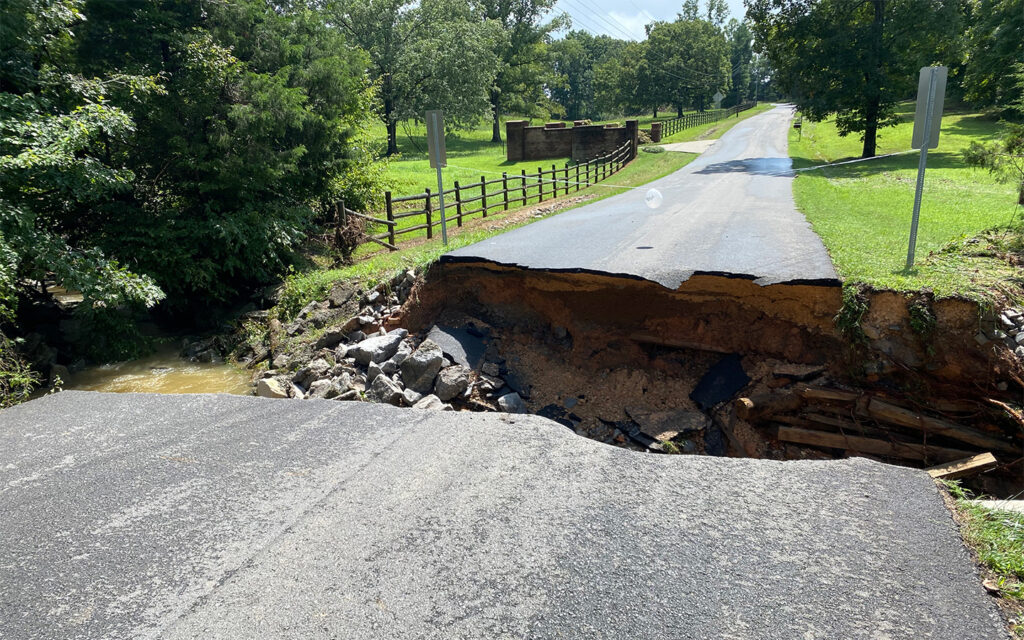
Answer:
[{"left": 506, "top": 119, "right": 638, "bottom": 163}]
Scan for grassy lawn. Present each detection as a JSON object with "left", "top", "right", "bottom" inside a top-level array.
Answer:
[
  {"left": 791, "top": 103, "right": 1021, "bottom": 299},
  {"left": 945, "top": 481, "right": 1024, "bottom": 635},
  {"left": 288, "top": 148, "right": 696, "bottom": 316}
]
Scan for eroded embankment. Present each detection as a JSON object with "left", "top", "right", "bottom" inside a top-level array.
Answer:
[
  {"left": 404, "top": 260, "right": 1022, "bottom": 494},
  {"left": 407, "top": 262, "right": 845, "bottom": 363}
]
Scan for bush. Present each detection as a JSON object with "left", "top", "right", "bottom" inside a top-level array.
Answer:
[{"left": 0, "top": 332, "right": 37, "bottom": 408}]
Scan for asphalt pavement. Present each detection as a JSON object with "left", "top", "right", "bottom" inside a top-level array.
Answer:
[
  {"left": 0, "top": 391, "right": 1008, "bottom": 639},
  {"left": 444, "top": 105, "right": 840, "bottom": 288}
]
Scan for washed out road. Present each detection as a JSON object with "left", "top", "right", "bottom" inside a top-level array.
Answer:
[
  {"left": 444, "top": 104, "right": 839, "bottom": 288},
  {"left": 0, "top": 391, "right": 1007, "bottom": 639}
]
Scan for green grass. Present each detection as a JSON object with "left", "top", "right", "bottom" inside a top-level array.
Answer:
[
  {"left": 945, "top": 480, "right": 1024, "bottom": 637},
  {"left": 286, "top": 149, "right": 696, "bottom": 317},
  {"left": 790, "top": 102, "right": 1021, "bottom": 299}
]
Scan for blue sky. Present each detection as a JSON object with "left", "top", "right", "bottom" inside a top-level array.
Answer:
[{"left": 553, "top": 0, "right": 747, "bottom": 40}]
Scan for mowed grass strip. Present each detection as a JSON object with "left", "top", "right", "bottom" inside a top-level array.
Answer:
[{"left": 790, "top": 103, "right": 1020, "bottom": 298}]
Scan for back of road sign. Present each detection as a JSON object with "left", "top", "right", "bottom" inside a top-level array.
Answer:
[
  {"left": 911, "top": 66, "right": 947, "bottom": 150},
  {"left": 426, "top": 110, "right": 446, "bottom": 169}
]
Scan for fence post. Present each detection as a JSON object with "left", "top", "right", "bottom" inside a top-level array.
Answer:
[
  {"left": 384, "top": 191, "right": 396, "bottom": 247},
  {"left": 502, "top": 172, "right": 509, "bottom": 211},
  {"left": 480, "top": 176, "right": 488, "bottom": 217},
  {"left": 521, "top": 169, "right": 527, "bottom": 204},
  {"left": 424, "top": 188, "right": 433, "bottom": 239},
  {"left": 575, "top": 164, "right": 580, "bottom": 192},
  {"left": 454, "top": 181, "right": 463, "bottom": 227},
  {"left": 537, "top": 167, "right": 544, "bottom": 202}
]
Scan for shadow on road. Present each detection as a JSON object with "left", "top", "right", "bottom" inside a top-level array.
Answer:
[{"left": 696, "top": 157, "right": 794, "bottom": 176}]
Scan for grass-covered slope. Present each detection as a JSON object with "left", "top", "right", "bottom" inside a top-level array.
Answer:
[{"left": 791, "top": 104, "right": 1020, "bottom": 299}]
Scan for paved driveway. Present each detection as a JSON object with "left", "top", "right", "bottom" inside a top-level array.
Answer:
[
  {"left": 0, "top": 391, "right": 1006, "bottom": 639},
  {"left": 444, "top": 105, "right": 839, "bottom": 288}
]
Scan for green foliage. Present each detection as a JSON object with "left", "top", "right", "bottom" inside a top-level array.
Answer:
[
  {"left": 71, "top": 0, "right": 377, "bottom": 305},
  {"left": 747, "top": 0, "right": 961, "bottom": 158},
  {"left": 963, "top": 121, "right": 1024, "bottom": 206},
  {"left": 725, "top": 19, "right": 753, "bottom": 107},
  {"left": 332, "top": 0, "right": 502, "bottom": 155},
  {"left": 961, "top": 0, "right": 1024, "bottom": 114},
  {"left": 835, "top": 285, "right": 869, "bottom": 342},
  {"left": 480, "top": 0, "right": 567, "bottom": 141},
  {"left": 945, "top": 481, "right": 1024, "bottom": 601},
  {"left": 907, "top": 297, "right": 937, "bottom": 337},
  {"left": 645, "top": 18, "right": 730, "bottom": 115},
  {"left": 0, "top": 332, "right": 38, "bottom": 408},
  {"left": 549, "top": 31, "right": 626, "bottom": 120},
  {"left": 0, "top": 0, "right": 165, "bottom": 323}
]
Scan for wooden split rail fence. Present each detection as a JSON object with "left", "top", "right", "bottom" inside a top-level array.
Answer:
[
  {"left": 657, "top": 101, "right": 758, "bottom": 138},
  {"left": 343, "top": 139, "right": 634, "bottom": 252}
]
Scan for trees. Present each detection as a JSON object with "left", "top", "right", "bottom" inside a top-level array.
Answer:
[
  {"left": 726, "top": 19, "right": 753, "bottom": 107},
  {"left": 746, "top": 0, "right": 960, "bottom": 158},
  {"left": 479, "top": 0, "right": 566, "bottom": 142},
  {"left": 961, "top": 0, "right": 1024, "bottom": 114},
  {"left": 332, "top": 0, "right": 501, "bottom": 155},
  {"left": 0, "top": 0, "right": 164, "bottom": 325},
  {"left": 644, "top": 18, "right": 730, "bottom": 116},
  {"left": 71, "top": 0, "right": 376, "bottom": 306},
  {"left": 548, "top": 31, "right": 627, "bottom": 120}
]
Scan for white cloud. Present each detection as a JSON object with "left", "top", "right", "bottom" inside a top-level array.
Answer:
[{"left": 607, "top": 10, "right": 655, "bottom": 40}]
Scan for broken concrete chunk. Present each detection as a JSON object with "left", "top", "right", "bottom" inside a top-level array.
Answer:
[
  {"left": 412, "top": 394, "right": 445, "bottom": 410},
  {"left": 366, "top": 375, "right": 403, "bottom": 405},
  {"left": 402, "top": 388, "right": 423, "bottom": 406},
  {"left": 348, "top": 331, "right": 405, "bottom": 366},
  {"left": 256, "top": 378, "right": 288, "bottom": 399},
  {"left": 401, "top": 339, "right": 445, "bottom": 393},
  {"left": 497, "top": 392, "right": 528, "bottom": 414},
  {"left": 434, "top": 365, "right": 471, "bottom": 402},
  {"left": 427, "top": 325, "right": 487, "bottom": 370}
]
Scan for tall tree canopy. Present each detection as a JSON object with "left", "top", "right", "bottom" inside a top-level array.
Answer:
[
  {"left": 332, "top": 0, "right": 501, "bottom": 155},
  {"left": 645, "top": 17, "right": 730, "bottom": 117},
  {"left": 746, "top": 0, "right": 960, "bottom": 157},
  {"left": 73, "top": 0, "right": 375, "bottom": 306},
  {"left": 961, "top": 0, "right": 1024, "bottom": 114},
  {"left": 0, "top": 0, "right": 163, "bottom": 325},
  {"left": 480, "top": 0, "right": 566, "bottom": 142},
  {"left": 726, "top": 19, "right": 753, "bottom": 107},
  {"left": 548, "top": 31, "right": 626, "bottom": 120}
]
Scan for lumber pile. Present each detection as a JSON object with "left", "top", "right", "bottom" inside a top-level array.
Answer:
[{"left": 734, "top": 385, "right": 1021, "bottom": 475}]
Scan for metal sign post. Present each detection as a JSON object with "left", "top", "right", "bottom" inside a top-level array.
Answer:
[
  {"left": 425, "top": 110, "right": 448, "bottom": 245},
  {"left": 906, "top": 65, "right": 947, "bottom": 269}
]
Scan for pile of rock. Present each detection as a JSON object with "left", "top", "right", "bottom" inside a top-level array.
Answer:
[
  {"left": 252, "top": 272, "right": 527, "bottom": 414},
  {"left": 979, "top": 307, "right": 1024, "bottom": 359}
]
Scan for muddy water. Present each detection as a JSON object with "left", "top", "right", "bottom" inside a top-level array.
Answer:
[{"left": 64, "top": 346, "right": 252, "bottom": 395}]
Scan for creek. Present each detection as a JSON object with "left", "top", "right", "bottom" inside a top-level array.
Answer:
[{"left": 63, "top": 345, "right": 252, "bottom": 395}]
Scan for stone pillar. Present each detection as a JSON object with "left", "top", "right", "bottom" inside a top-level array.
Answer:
[
  {"left": 650, "top": 122, "right": 663, "bottom": 143},
  {"left": 506, "top": 120, "right": 527, "bottom": 162},
  {"left": 625, "top": 119, "right": 639, "bottom": 159}
]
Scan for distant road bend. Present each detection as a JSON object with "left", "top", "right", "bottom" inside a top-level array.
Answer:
[{"left": 445, "top": 105, "right": 839, "bottom": 289}]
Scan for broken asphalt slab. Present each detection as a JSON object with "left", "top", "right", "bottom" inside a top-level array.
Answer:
[{"left": 0, "top": 391, "right": 1009, "bottom": 639}]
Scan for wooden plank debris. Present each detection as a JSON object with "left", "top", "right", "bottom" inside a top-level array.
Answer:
[
  {"left": 925, "top": 452, "right": 998, "bottom": 479},
  {"left": 776, "top": 426, "right": 976, "bottom": 462},
  {"left": 866, "top": 398, "right": 1018, "bottom": 455}
]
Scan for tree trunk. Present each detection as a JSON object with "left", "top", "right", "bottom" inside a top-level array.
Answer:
[
  {"left": 677, "top": 104, "right": 683, "bottom": 117},
  {"left": 653, "top": 108, "right": 658, "bottom": 119},
  {"left": 386, "top": 119, "right": 398, "bottom": 157},
  {"left": 862, "top": 0, "right": 885, "bottom": 158},
  {"left": 490, "top": 89, "right": 502, "bottom": 143}
]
